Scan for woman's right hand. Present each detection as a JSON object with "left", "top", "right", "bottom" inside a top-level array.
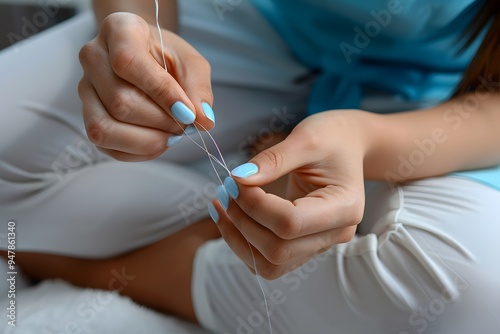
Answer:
[{"left": 78, "top": 12, "right": 215, "bottom": 161}]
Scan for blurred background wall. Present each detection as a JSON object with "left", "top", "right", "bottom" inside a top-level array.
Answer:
[
  {"left": 0, "top": 0, "right": 90, "bottom": 12},
  {"left": 0, "top": 0, "right": 91, "bottom": 51}
]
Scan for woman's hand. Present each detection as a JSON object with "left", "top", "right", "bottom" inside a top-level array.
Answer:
[
  {"left": 78, "top": 12, "right": 215, "bottom": 161},
  {"left": 209, "top": 110, "right": 378, "bottom": 280}
]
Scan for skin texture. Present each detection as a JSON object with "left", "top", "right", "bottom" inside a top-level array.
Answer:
[
  {"left": 93, "top": 0, "right": 178, "bottom": 30},
  {"left": 212, "top": 102, "right": 500, "bottom": 279},
  {"left": 79, "top": 10, "right": 214, "bottom": 161},
  {"left": 2, "top": 0, "right": 499, "bottom": 326},
  {"left": 1, "top": 219, "right": 220, "bottom": 323}
]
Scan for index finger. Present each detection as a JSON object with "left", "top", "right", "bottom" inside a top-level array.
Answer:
[
  {"left": 226, "top": 179, "right": 362, "bottom": 240},
  {"left": 102, "top": 17, "right": 197, "bottom": 125}
]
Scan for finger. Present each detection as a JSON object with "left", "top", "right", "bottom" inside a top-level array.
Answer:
[
  {"left": 145, "top": 19, "right": 215, "bottom": 123},
  {"left": 79, "top": 41, "right": 184, "bottom": 135},
  {"left": 290, "top": 185, "right": 365, "bottom": 233},
  {"left": 212, "top": 199, "right": 294, "bottom": 278},
  {"left": 226, "top": 196, "right": 357, "bottom": 265},
  {"left": 101, "top": 15, "right": 210, "bottom": 127},
  {"left": 230, "top": 115, "right": 364, "bottom": 187},
  {"left": 230, "top": 142, "right": 301, "bottom": 186},
  {"left": 211, "top": 201, "right": 259, "bottom": 270},
  {"left": 166, "top": 34, "right": 215, "bottom": 129},
  {"left": 247, "top": 266, "right": 256, "bottom": 275},
  {"left": 216, "top": 207, "right": 295, "bottom": 280},
  {"left": 212, "top": 198, "right": 320, "bottom": 279},
  {"left": 230, "top": 129, "right": 312, "bottom": 186},
  {"left": 224, "top": 178, "right": 364, "bottom": 239},
  {"left": 79, "top": 78, "right": 171, "bottom": 156},
  {"left": 96, "top": 147, "right": 165, "bottom": 162}
]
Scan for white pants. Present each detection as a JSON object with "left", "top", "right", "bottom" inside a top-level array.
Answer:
[
  {"left": 0, "top": 1, "right": 498, "bottom": 333},
  {"left": 194, "top": 177, "right": 500, "bottom": 334},
  {"left": 0, "top": 1, "right": 311, "bottom": 257}
]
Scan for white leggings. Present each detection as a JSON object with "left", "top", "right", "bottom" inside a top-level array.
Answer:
[
  {"left": 0, "top": 2, "right": 311, "bottom": 257},
  {"left": 195, "top": 177, "right": 500, "bottom": 334},
  {"left": 0, "top": 1, "right": 499, "bottom": 334}
]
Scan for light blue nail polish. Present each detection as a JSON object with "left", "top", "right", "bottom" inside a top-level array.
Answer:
[
  {"left": 217, "top": 185, "right": 229, "bottom": 211},
  {"left": 207, "top": 202, "right": 219, "bottom": 224},
  {"left": 224, "top": 177, "right": 239, "bottom": 199},
  {"left": 231, "top": 163, "right": 258, "bottom": 178},
  {"left": 202, "top": 102, "right": 215, "bottom": 124},
  {"left": 171, "top": 101, "right": 196, "bottom": 124},
  {"left": 167, "top": 135, "right": 183, "bottom": 147},
  {"left": 184, "top": 125, "right": 198, "bottom": 135}
]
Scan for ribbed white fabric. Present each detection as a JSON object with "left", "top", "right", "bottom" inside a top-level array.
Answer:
[{"left": 193, "top": 176, "right": 500, "bottom": 334}]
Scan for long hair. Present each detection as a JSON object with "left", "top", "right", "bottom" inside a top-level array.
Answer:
[{"left": 454, "top": 0, "right": 500, "bottom": 95}]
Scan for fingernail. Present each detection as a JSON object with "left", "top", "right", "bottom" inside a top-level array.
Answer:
[
  {"left": 231, "top": 163, "right": 258, "bottom": 178},
  {"left": 171, "top": 101, "right": 196, "bottom": 124},
  {"left": 202, "top": 102, "right": 215, "bottom": 124},
  {"left": 184, "top": 125, "right": 198, "bottom": 135},
  {"left": 224, "top": 177, "right": 239, "bottom": 199},
  {"left": 207, "top": 202, "right": 219, "bottom": 224},
  {"left": 217, "top": 185, "right": 229, "bottom": 211},
  {"left": 167, "top": 135, "right": 184, "bottom": 147}
]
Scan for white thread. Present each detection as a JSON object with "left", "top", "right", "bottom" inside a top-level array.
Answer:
[
  {"left": 184, "top": 124, "right": 229, "bottom": 184},
  {"left": 155, "top": 0, "right": 168, "bottom": 72},
  {"left": 154, "top": 0, "right": 229, "bottom": 183},
  {"left": 248, "top": 241, "right": 274, "bottom": 334},
  {"left": 154, "top": 2, "right": 273, "bottom": 333}
]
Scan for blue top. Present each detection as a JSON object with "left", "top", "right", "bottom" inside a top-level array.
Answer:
[{"left": 251, "top": 0, "right": 500, "bottom": 190}]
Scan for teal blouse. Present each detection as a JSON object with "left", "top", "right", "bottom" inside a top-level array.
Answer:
[{"left": 251, "top": 0, "right": 500, "bottom": 190}]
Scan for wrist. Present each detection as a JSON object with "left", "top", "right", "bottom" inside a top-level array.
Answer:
[
  {"left": 310, "top": 109, "right": 384, "bottom": 179},
  {"left": 335, "top": 109, "right": 386, "bottom": 164},
  {"left": 92, "top": 0, "right": 178, "bottom": 32},
  {"left": 341, "top": 110, "right": 396, "bottom": 181}
]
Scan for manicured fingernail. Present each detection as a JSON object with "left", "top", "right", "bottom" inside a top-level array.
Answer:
[
  {"left": 202, "top": 102, "right": 215, "bottom": 124},
  {"left": 184, "top": 125, "right": 198, "bottom": 135},
  {"left": 224, "top": 177, "right": 239, "bottom": 199},
  {"left": 217, "top": 185, "right": 229, "bottom": 211},
  {"left": 231, "top": 163, "right": 258, "bottom": 178},
  {"left": 167, "top": 135, "right": 184, "bottom": 147},
  {"left": 207, "top": 202, "right": 219, "bottom": 223},
  {"left": 171, "top": 101, "right": 196, "bottom": 124}
]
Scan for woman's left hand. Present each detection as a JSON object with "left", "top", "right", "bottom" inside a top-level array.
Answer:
[{"left": 210, "top": 110, "right": 378, "bottom": 280}]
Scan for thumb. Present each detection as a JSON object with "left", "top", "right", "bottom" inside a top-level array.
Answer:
[
  {"left": 167, "top": 33, "right": 215, "bottom": 130},
  {"left": 231, "top": 133, "right": 307, "bottom": 186}
]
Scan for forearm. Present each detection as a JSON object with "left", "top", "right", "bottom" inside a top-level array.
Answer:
[
  {"left": 92, "top": 0, "right": 178, "bottom": 31},
  {"left": 362, "top": 92, "right": 500, "bottom": 182}
]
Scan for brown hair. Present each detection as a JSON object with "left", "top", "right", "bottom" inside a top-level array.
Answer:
[{"left": 455, "top": 0, "right": 500, "bottom": 95}]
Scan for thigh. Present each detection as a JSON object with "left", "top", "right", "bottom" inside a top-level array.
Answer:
[
  {"left": 0, "top": 6, "right": 311, "bottom": 257},
  {"left": 0, "top": 13, "right": 97, "bottom": 176},
  {"left": 191, "top": 176, "right": 500, "bottom": 334},
  {"left": 0, "top": 15, "right": 212, "bottom": 257},
  {"left": 0, "top": 158, "right": 216, "bottom": 258}
]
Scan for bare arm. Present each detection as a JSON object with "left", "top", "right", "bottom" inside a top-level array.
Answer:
[
  {"left": 92, "top": 0, "right": 178, "bottom": 31},
  {"left": 363, "top": 91, "right": 500, "bottom": 182},
  {"left": 212, "top": 91, "right": 500, "bottom": 279}
]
